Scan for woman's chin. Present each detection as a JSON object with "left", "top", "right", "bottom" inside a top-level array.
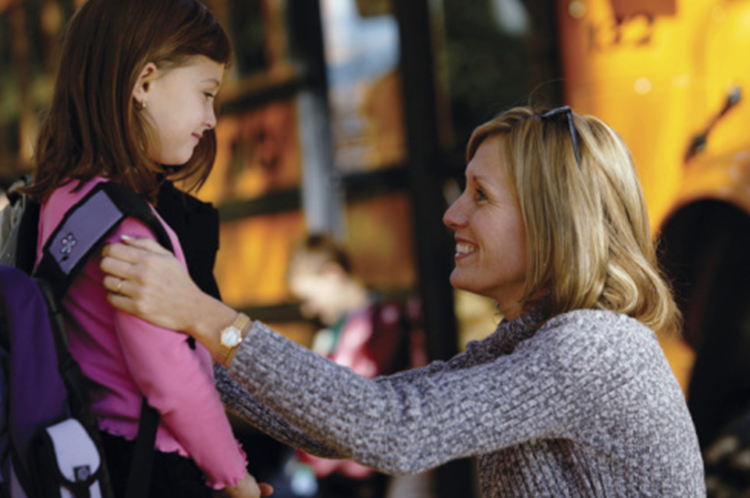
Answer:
[{"left": 449, "top": 271, "right": 473, "bottom": 294}]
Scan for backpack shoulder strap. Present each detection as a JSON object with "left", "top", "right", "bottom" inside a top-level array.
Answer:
[{"left": 34, "top": 182, "right": 174, "bottom": 299}]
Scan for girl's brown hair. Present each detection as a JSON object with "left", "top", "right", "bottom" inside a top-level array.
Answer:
[
  {"left": 25, "top": 0, "right": 232, "bottom": 202},
  {"left": 467, "top": 106, "right": 681, "bottom": 334}
]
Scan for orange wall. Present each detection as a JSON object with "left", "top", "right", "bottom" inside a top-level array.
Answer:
[{"left": 556, "top": 0, "right": 750, "bottom": 231}]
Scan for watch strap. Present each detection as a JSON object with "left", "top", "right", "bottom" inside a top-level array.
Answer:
[{"left": 218, "top": 312, "right": 251, "bottom": 365}]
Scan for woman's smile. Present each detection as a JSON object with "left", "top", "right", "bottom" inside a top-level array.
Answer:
[
  {"left": 454, "top": 238, "right": 478, "bottom": 260},
  {"left": 443, "top": 134, "right": 528, "bottom": 309}
]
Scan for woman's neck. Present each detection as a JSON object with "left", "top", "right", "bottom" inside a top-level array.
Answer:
[{"left": 499, "top": 301, "right": 524, "bottom": 321}]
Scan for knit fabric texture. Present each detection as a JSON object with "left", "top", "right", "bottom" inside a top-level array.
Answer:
[{"left": 217, "top": 308, "right": 705, "bottom": 497}]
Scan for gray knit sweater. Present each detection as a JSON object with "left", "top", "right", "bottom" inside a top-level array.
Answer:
[{"left": 215, "top": 308, "right": 705, "bottom": 497}]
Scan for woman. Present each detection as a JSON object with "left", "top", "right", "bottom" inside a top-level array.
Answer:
[{"left": 100, "top": 105, "right": 705, "bottom": 496}]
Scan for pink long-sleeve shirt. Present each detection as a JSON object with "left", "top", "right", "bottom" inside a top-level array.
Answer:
[{"left": 35, "top": 177, "right": 247, "bottom": 489}]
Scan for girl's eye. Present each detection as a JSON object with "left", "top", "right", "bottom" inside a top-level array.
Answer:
[{"left": 204, "top": 92, "right": 216, "bottom": 100}]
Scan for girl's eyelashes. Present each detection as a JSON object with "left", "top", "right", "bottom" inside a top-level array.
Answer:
[{"left": 204, "top": 92, "right": 216, "bottom": 100}]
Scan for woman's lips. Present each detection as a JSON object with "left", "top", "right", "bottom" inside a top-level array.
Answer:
[{"left": 454, "top": 239, "right": 477, "bottom": 260}]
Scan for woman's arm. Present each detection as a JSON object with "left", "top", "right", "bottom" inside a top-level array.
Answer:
[
  {"left": 100, "top": 238, "right": 501, "bottom": 473},
  {"left": 100, "top": 237, "right": 617, "bottom": 476},
  {"left": 225, "top": 321, "right": 506, "bottom": 475},
  {"left": 214, "top": 363, "right": 346, "bottom": 460}
]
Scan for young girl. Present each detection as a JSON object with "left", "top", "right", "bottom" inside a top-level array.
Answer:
[{"left": 23, "top": 0, "right": 263, "bottom": 496}]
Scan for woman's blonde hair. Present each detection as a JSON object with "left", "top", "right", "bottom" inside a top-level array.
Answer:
[{"left": 467, "top": 106, "right": 681, "bottom": 334}]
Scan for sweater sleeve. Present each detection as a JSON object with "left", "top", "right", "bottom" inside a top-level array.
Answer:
[
  {"left": 227, "top": 318, "right": 638, "bottom": 475},
  {"left": 110, "top": 218, "right": 247, "bottom": 489},
  {"left": 214, "top": 363, "right": 344, "bottom": 460}
]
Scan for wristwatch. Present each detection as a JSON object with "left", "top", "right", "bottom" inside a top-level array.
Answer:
[{"left": 218, "top": 313, "right": 251, "bottom": 365}]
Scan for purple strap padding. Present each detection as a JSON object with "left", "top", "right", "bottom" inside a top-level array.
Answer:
[
  {"left": 0, "top": 265, "right": 67, "bottom": 475},
  {"left": 48, "top": 189, "right": 120, "bottom": 276}
]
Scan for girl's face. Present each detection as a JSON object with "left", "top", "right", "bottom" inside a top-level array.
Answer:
[
  {"left": 443, "top": 135, "right": 528, "bottom": 319},
  {"left": 133, "top": 55, "right": 224, "bottom": 165}
]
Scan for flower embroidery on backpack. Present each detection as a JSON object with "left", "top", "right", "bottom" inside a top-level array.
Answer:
[{"left": 60, "top": 233, "right": 77, "bottom": 261}]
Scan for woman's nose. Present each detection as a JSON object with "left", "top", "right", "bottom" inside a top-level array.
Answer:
[{"left": 443, "top": 196, "right": 467, "bottom": 229}]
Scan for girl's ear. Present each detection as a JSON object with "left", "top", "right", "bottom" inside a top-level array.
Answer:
[{"left": 132, "top": 62, "right": 158, "bottom": 105}]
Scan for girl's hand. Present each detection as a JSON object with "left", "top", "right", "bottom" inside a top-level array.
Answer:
[{"left": 215, "top": 473, "right": 274, "bottom": 498}]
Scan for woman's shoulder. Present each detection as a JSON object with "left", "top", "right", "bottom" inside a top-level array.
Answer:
[
  {"left": 516, "top": 309, "right": 674, "bottom": 388},
  {"left": 533, "top": 309, "right": 660, "bottom": 355},
  {"left": 545, "top": 309, "right": 652, "bottom": 334}
]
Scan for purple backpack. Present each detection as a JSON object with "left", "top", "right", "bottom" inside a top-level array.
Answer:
[{"left": 0, "top": 182, "right": 172, "bottom": 498}]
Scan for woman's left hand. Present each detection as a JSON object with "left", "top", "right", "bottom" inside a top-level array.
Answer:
[
  {"left": 100, "top": 236, "right": 208, "bottom": 332},
  {"left": 101, "top": 235, "right": 246, "bottom": 360}
]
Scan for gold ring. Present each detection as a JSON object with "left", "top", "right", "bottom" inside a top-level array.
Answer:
[{"left": 116, "top": 279, "right": 123, "bottom": 294}]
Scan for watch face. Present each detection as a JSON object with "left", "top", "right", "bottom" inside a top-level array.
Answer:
[{"left": 222, "top": 327, "right": 242, "bottom": 347}]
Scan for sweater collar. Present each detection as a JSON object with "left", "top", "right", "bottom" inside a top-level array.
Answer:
[{"left": 493, "top": 303, "right": 550, "bottom": 354}]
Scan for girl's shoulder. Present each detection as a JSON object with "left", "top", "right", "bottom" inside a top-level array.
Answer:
[
  {"left": 41, "top": 177, "right": 110, "bottom": 236},
  {"left": 45, "top": 176, "right": 109, "bottom": 210}
]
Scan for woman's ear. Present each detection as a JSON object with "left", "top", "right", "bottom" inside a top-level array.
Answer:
[{"left": 132, "top": 62, "right": 158, "bottom": 106}]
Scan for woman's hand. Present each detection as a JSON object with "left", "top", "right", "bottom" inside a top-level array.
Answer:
[
  {"left": 215, "top": 473, "right": 274, "bottom": 498},
  {"left": 100, "top": 236, "right": 236, "bottom": 339},
  {"left": 100, "top": 236, "right": 200, "bottom": 331}
]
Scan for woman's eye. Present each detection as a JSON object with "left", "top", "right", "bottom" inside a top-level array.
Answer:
[
  {"left": 475, "top": 188, "right": 487, "bottom": 201},
  {"left": 204, "top": 92, "right": 216, "bottom": 100}
]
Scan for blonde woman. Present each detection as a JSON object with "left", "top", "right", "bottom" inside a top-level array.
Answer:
[{"left": 100, "top": 106, "right": 705, "bottom": 496}]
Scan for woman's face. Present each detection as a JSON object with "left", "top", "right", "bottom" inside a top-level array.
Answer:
[
  {"left": 134, "top": 55, "right": 224, "bottom": 165},
  {"left": 443, "top": 135, "right": 528, "bottom": 319}
]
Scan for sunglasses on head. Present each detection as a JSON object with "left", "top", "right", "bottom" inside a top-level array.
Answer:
[{"left": 541, "top": 106, "right": 582, "bottom": 169}]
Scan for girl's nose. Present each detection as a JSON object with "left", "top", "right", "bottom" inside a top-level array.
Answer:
[{"left": 206, "top": 108, "right": 217, "bottom": 129}]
